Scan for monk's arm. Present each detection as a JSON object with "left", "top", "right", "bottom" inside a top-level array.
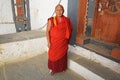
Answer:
[{"left": 46, "top": 20, "right": 51, "bottom": 48}]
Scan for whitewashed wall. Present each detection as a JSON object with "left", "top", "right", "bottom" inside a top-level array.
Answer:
[
  {"left": 30, "top": 0, "right": 68, "bottom": 30},
  {"left": 0, "top": 0, "right": 16, "bottom": 35},
  {"left": 0, "top": 0, "right": 68, "bottom": 35}
]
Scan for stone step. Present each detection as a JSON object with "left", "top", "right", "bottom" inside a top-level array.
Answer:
[
  {"left": 68, "top": 45, "right": 120, "bottom": 74},
  {"left": 76, "top": 37, "right": 120, "bottom": 63},
  {"left": 84, "top": 43, "right": 111, "bottom": 57},
  {"left": 68, "top": 53, "right": 120, "bottom": 80},
  {"left": 83, "top": 43, "right": 120, "bottom": 63},
  {"left": 90, "top": 39, "right": 119, "bottom": 50}
]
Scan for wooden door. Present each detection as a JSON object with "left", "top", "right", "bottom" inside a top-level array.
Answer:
[{"left": 92, "top": 0, "right": 120, "bottom": 44}]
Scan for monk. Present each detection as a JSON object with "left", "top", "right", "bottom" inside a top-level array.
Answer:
[{"left": 46, "top": 4, "right": 73, "bottom": 75}]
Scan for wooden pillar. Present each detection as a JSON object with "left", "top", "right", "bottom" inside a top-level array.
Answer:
[
  {"left": 77, "top": 0, "right": 88, "bottom": 37},
  {"left": 76, "top": 0, "right": 89, "bottom": 44}
]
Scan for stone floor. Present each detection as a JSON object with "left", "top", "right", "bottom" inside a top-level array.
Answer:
[{"left": 0, "top": 53, "right": 86, "bottom": 80}]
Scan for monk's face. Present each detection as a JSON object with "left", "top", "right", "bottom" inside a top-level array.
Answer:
[{"left": 55, "top": 5, "right": 64, "bottom": 17}]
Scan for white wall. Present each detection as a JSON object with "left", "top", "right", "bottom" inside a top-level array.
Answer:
[
  {"left": 29, "top": 0, "right": 68, "bottom": 30},
  {"left": 0, "top": 0, "right": 68, "bottom": 35},
  {"left": 0, "top": 37, "right": 47, "bottom": 62},
  {"left": 0, "top": 0, "right": 16, "bottom": 35}
]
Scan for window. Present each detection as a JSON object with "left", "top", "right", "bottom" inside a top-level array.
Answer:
[{"left": 11, "top": 0, "right": 31, "bottom": 32}]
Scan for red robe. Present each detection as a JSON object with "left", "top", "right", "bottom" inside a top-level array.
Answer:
[
  {"left": 48, "top": 15, "right": 73, "bottom": 72},
  {"left": 48, "top": 15, "right": 72, "bottom": 62}
]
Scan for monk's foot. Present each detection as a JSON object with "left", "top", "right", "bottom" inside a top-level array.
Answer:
[
  {"left": 49, "top": 70, "right": 55, "bottom": 76},
  {"left": 50, "top": 71, "right": 55, "bottom": 76}
]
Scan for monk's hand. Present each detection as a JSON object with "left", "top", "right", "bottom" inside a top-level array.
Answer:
[{"left": 47, "top": 42, "right": 51, "bottom": 48}]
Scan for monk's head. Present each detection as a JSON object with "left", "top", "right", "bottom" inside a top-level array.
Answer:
[{"left": 55, "top": 4, "right": 64, "bottom": 17}]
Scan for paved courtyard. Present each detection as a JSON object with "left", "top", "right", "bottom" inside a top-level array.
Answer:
[{"left": 0, "top": 53, "right": 85, "bottom": 80}]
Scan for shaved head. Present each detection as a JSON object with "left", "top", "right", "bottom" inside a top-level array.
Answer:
[{"left": 55, "top": 4, "right": 64, "bottom": 13}]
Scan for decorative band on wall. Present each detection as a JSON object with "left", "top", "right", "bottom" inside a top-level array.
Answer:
[{"left": 0, "top": 22, "right": 14, "bottom": 24}]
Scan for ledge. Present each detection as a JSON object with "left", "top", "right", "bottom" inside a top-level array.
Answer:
[
  {"left": 0, "top": 30, "right": 46, "bottom": 44},
  {"left": 0, "top": 30, "right": 47, "bottom": 62}
]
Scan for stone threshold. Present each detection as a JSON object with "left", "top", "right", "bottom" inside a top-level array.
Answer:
[{"left": 68, "top": 45, "right": 120, "bottom": 74}]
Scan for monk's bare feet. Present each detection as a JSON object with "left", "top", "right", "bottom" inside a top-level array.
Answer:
[{"left": 50, "top": 71, "right": 55, "bottom": 76}]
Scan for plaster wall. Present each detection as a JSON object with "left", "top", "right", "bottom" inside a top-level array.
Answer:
[
  {"left": 29, "top": 0, "right": 68, "bottom": 30},
  {"left": 0, "top": 0, "right": 68, "bottom": 35},
  {"left": 0, "top": 0, "right": 16, "bottom": 35}
]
